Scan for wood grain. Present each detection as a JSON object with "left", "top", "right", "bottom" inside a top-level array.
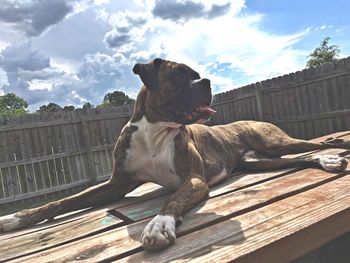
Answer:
[
  {"left": 0, "top": 183, "right": 168, "bottom": 261},
  {"left": 11, "top": 154, "right": 349, "bottom": 262},
  {"left": 123, "top": 172, "right": 350, "bottom": 263}
]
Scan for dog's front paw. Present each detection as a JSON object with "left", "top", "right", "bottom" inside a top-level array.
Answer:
[
  {"left": 141, "top": 215, "right": 176, "bottom": 251},
  {"left": 0, "top": 213, "right": 21, "bottom": 232},
  {"left": 314, "top": 154, "right": 348, "bottom": 172}
]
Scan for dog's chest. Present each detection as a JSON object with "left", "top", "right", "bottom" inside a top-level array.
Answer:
[{"left": 124, "top": 118, "right": 182, "bottom": 190}]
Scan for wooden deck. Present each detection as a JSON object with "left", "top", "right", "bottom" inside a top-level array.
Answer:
[{"left": 1, "top": 131, "right": 350, "bottom": 263}]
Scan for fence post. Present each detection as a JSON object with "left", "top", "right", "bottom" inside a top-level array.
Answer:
[
  {"left": 255, "top": 82, "right": 265, "bottom": 121},
  {"left": 80, "top": 115, "right": 97, "bottom": 184}
]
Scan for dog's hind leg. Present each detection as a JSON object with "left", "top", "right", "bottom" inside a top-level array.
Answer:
[
  {"left": 0, "top": 176, "right": 140, "bottom": 232},
  {"left": 238, "top": 150, "right": 348, "bottom": 172},
  {"left": 239, "top": 122, "right": 350, "bottom": 157}
]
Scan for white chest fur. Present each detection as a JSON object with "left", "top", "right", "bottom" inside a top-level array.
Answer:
[{"left": 124, "top": 117, "right": 182, "bottom": 190}]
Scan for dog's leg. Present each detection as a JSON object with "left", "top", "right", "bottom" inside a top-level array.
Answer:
[
  {"left": 141, "top": 175, "right": 208, "bottom": 251},
  {"left": 0, "top": 175, "right": 139, "bottom": 232},
  {"left": 238, "top": 150, "right": 348, "bottom": 172},
  {"left": 240, "top": 122, "right": 350, "bottom": 157},
  {"left": 141, "top": 143, "right": 209, "bottom": 251},
  {"left": 0, "top": 122, "right": 142, "bottom": 232}
]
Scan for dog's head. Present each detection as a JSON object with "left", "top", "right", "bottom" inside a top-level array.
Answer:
[{"left": 133, "top": 58, "right": 215, "bottom": 125}]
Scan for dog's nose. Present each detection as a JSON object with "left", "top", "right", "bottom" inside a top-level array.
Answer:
[{"left": 133, "top": 63, "right": 141, "bottom": 74}]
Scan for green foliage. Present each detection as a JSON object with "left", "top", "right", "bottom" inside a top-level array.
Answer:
[
  {"left": 63, "top": 105, "right": 75, "bottom": 111},
  {"left": 100, "top": 91, "right": 135, "bottom": 108},
  {"left": 0, "top": 93, "right": 28, "bottom": 118},
  {"left": 96, "top": 101, "right": 109, "bottom": 109},
  {"left": 2, "top": 90, "right": 133, "bottom": 116},
  {"left": 37, "top": 103, "right": 62, "bottom": 113},
  {"left": 306, "top": 37, "right": 340, "bottom": 67},
  {"left": 82, "top": 102, "right": 94, "bottom": 110}
]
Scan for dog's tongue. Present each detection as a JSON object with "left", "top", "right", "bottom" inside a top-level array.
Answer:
[{"left": 198, "top": 105, "right": 216, "bottom": 115}]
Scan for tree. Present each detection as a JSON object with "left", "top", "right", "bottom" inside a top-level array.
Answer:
[
  {"left": 37, "top": 103, "right": 62, "bottom": 113},
  {"left": 99, "top": 91, "right": 135, "bottom": 108},
  {"left": 0, "top": 93, "right": 28, "bottom": 118},
  {"left": 82, "top": 102, "right": 94, "bottom": 110},
  {"left": 63, "top": 105, "right": 75, "bottom": 111},
  {"left": 306, "top": 37, "right": 340, "bottom": 67}
]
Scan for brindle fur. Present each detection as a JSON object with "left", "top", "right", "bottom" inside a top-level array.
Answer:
[{"left": 0, "top": 59, "right": 349, "bottom": 251}]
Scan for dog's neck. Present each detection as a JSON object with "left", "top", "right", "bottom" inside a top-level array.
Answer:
[
  {"left": 130, "top": 86, "right": 147, "bottom": 123},
  {"left": 131, "top": 116, "right": 180, "bottom": 147},
  {"left": 130, "top": 86, "right": 181, "bottom": 129}
]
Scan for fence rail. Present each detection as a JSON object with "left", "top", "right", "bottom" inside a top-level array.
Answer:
[
  {"left": 1, "top": 57, "right": 350, "bottom": 206},
  {"left": 0, "top": 106, "right": 133, "bottom": 206},
  {"left": 210, "top": 57, "right": 350, "bottom": 139}
]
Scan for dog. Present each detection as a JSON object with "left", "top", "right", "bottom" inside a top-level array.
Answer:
[{"left": 0, "top": 58, "right": 349, "bottom": 251}]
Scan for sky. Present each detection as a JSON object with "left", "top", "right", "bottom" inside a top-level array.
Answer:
[{"left": 0, "top": 0, "right": 349, "bottom": 112}]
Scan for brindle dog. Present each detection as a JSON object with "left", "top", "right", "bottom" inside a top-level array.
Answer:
[{"left": 0, "top": 58, "right": 349, "bottom": 251}]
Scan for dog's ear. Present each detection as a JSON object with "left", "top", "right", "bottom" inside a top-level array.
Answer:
[{"left": 133, "top": 58, "right": 164, "bottom": 91}]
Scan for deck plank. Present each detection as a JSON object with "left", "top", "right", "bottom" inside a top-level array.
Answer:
[
  {"left": 0, "top": 182, "right": 166, "bottom": 241},
  {"left": 0, "top": 183, "right": 169, "bottom": 261},
  {"left": 121, "top": 172, "right": 350, "bottom": 263},
  {"left": 10, "top": 157, "right": 350, "bottom": 262},
  {"left": 1, "top": 211, "right": 121, "bottom": 262},
  {"left": 123, "top": 174, "right": 350, "bottom": 262}
]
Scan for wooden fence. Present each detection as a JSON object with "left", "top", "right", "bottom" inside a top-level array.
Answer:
[
  {"left": 0, "top": 105, "right": 133, "bottom": 207},
  {"left": 210, "top": 57, "right": 350, "bottom": 139},
  {"left": 0, "top": 57, "right": 350, "bottom": 206}
]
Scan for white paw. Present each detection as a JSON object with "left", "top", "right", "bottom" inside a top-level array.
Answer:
[
  {"left": 314, "top": 154, "right": 348, "bottom": 172},
  {"left": 141, "top": 215, "right": 176, "bottom": 251},
  {"left": 0, "top": 213, "right": 21, "bottom": 232}
]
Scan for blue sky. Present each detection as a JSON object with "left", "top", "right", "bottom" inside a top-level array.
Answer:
[
  {"left": 244, "top": 0, "right": 350, "bottom": 51},
  {"left": 0, "top": 0, "right": 349, "bottom": 111}
]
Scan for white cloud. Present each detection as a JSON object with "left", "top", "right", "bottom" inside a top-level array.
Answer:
[
  {"left": 314, "top": 24, "right": 333, "bottom": 31},
  {"left": 0, "top": 0, "right": 321, "bottom": 111},
  {"left": 127, "top": 5, "right": 307, "bottom": 90},
  {"left": 0, "top": 42, "right": 50, "bottom": 72},
  {"left": 0, "top": 41, "right": 82, "bottom": 106},
  {"left": 29, "top": 80, "right": 52, "bottom": 90},
  {"left": 94, "top": 0, "right": 111, "bottom": 5},
  {"left": 96, "top": 8, "right": 110, "bottom": 22},
  {"left": 132, "top": 0, "right": 155, "bottom": 10},
  {"left": 0, "top": 0, "right": 73, "bottom": 37},
  {"left": 151, "top": 0, "right": 233, "bottom": 21},
  {"left": 103, "top": 11, "right": 150, "bottom": 52},
  {"left": 51, "top": 58, "right": 80, "bottom": 75},
  {"left": 78, "top": 52, "right": 122, "bottom": 87},
  {"left": 0, "top": 41, "right": 142, "bottom": 110}
]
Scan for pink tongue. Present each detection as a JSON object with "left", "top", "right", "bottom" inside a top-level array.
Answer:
[{"left": 198, "top": 106, "right": 216, "bottom": 115}]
